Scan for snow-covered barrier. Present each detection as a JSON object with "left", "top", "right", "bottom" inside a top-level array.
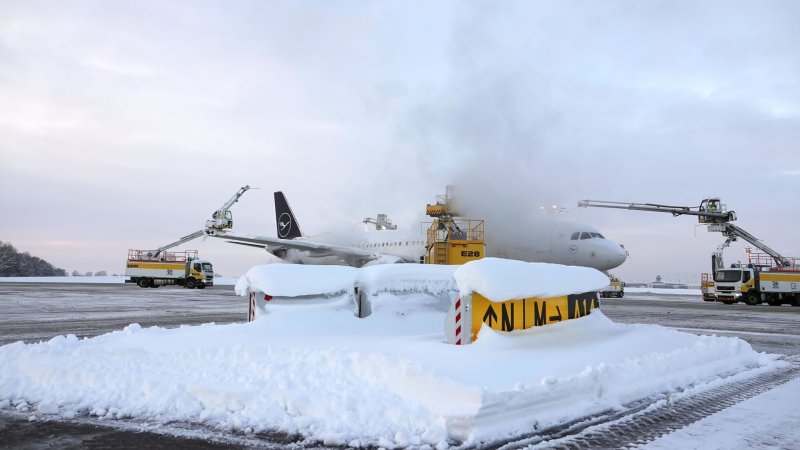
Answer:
[
  {"left": 446, "top": 258, "right": 610, "bottom": 344},
  {"left": 236, "top": 263, "right": 459, "bottom": 321},
  {"left": 236, "top": 265, "right": 360, "bottom": 321}
]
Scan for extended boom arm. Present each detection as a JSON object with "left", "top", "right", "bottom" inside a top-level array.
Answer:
[
  {"left": 150, "top": 230, "right": 207, "bottom": 258},
  {"left": 577, "top": 200, "right": 735, "bottom": 223},
  {"left": 579, "top": 198, "right": 789, "bottom": 268},
  {"left": 148, "top": 186, "right": 253, "bottom": 257}
]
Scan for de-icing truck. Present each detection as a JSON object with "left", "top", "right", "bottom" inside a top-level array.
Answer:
[
  {"left": 599, "top": 276, "right": 625, "bottom": 298},
  {"left": 125, "top": 250, "right": 214, "bottom": 289},
  {"left": 714, "top": 251, "right": 800, "bottom": 306}
]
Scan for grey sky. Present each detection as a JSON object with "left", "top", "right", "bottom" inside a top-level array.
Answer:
[{"left": 1, "top": 0, "right": 798, "bottom": 282}]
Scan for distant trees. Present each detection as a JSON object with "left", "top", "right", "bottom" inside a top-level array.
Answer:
[
  {"left": 94, "top": 271, "right": 107, "bottom": 276},
  {"left": 0, "top": 241, "right": 67, "bottom": 277},
  {"left": 72, "top": 270, "right": 82, "bottom": 277},
  {"left": 0, "top": 242, "right": 16, "bottom": 273}
]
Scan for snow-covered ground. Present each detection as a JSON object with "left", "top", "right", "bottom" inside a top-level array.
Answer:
[
  {"left": 0, "top": 261, "right": 789, "bottom": 447},
  {"left": 644, "top": 377, "right": 800, "bottom": 449},
  {"left": 626, "top": 287, "right": 701, "bottom": 296}
]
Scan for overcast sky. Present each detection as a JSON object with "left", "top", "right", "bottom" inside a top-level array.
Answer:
[{"left": 1, "top": 0, "right": 798, "bottom": 282}]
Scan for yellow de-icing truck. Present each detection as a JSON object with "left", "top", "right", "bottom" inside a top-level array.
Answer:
[
  {"left": 714, "top": 252, "right": 800, "bottom": 306},
  {"left": 125, "top": 249, "right": 214, "bottom": 289},
  {"left": 599, "top": 276, "right": 625, "bottom": 298},
  {"left": 423, "top": 186, "right": 485, "bottom": 265}
]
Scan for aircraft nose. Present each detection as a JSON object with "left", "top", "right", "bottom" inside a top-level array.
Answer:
[
  {"left": 595, "top": 240, "right": 628, "bottom": 271},
  {"left": 610, "top": 243, "right": 628, "bottom": 267}
]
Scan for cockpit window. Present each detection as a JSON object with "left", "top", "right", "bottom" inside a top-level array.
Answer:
[
  {"left": 570, "top": 232, "right": 580, "bottom": 240},
  {"left": 580, "top": 232, "right": 592, "bottom": 240},
  {"left": 590, "top": 232, "right": 605, "bottom": 239}
]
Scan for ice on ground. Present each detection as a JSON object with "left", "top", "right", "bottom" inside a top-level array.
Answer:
[
  {"left": 626, "top": 287, "right": 702, "bottom": 296},
  {"left": 0, "top": 275, "right": 241, "bottom": 286},
  {"left": 0, "top": 276, "right": 126, "bottom": 284},
  {"left": 0, "top": 262, "right": 783, "bottom": 447}
]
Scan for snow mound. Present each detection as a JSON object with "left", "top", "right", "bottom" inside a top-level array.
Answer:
[
  {"left": 454, "top": 257, "right": 610, "bottom": 300},
  {"left": 0, "top": 262, "right": 783, "bottom": 446},
  {"left": 0, "top": 298, "right": 780, "bottom": 447}
]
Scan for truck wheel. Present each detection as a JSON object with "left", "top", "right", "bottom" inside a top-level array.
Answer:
[
  {"left": 745, "top": 293, "right": 760, "bottom": 306},
  {"left": 137, "top": 278, "right": 150, "bottom": 288},
  {"left": 185, "top": 278, "right": 197, "bottom": 289},
  {"left": 197, "top": 282, "right": 206, "bottom": 289}
]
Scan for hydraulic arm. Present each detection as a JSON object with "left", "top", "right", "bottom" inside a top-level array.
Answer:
[
  {"left": 711, "top": 223, "right": 791, "bottom": 267},
  {"left": 149, "top": 186, "right": 253, "bottom": 257},
  {"left": 578, "top": 197, "right": 790, "bottom": 268},
  {"left": 149, "top": 230, "right": 207, "bottom": 258},
  {"left": 576, "top": 200, "right": 735, "bottom": 223}
]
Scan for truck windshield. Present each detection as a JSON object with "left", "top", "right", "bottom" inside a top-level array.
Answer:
[
  {"left": 202, "top": 263, "right": 213, "bottom": 272},
  {"left": 714, "top": 270, "right": 742, "bottom": 282}
]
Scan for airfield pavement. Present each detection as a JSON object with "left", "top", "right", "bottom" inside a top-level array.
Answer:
[{"left": 1, "top": 282, "right": 799, "bottom": 448}]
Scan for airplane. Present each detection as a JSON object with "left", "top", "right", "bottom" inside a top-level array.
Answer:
[{"left": 221, "top": 192, "right": 629, "bottom": 272}]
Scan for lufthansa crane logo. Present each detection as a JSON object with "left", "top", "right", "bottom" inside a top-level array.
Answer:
[{"left": 278, "top": 212, "right": 292, "bottom": 238}]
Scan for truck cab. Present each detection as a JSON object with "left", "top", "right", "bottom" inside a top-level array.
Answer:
[
  {"left": 714, "top": 267, "right": 756, "bottom": 304},
  {"left": 187, "top": 258, "right": 215, "bottom": 288}
]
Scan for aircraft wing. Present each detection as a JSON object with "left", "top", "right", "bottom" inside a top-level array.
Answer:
[{"left": 220, "top": 233, "right": 386, "bottom": 267}]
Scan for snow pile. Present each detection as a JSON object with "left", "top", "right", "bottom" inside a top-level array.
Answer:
[
  {"left": 0, "top": 261, "right": 783, "bottom": 447},
  {"left": 454, "top": 257, "right": 610, "bottom": 299},
  {"left": 0, "top": 306, "right": 780, "bottom": 446}
]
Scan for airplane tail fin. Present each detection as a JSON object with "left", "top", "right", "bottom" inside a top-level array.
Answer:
[{"left": 274, "top": 191, "right": 303, "bottom": 239}]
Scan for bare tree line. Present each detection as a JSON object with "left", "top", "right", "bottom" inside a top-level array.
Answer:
[{"left": 0, "top": 241, "right": 67, "bottom": 277}]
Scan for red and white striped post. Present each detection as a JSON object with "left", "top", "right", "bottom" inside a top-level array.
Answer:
[
  {"left": 248, "top": 292, "right": 257, "bottom": 322},
  {"left": 248, "top": 292, "right": 273, "bottom": 322},
  {"left": 445, "top": 294, "right": 471, "bottom": 345}
]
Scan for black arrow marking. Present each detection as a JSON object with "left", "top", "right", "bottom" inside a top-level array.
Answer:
[
  {"left": 483, "top": 305, "right": 498, "bottom": 326},
  {"left": 549, "top": 305, "right": 563, "bottom": 322}
]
